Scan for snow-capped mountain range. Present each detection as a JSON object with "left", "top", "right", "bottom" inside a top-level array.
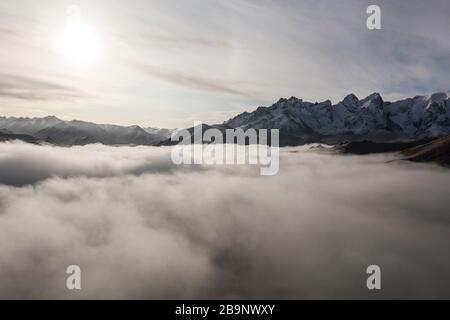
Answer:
[
  {"left": 0, "top": 116, "right": 174, "bottom": 145},
  {"left": 1, "top": 91, "right": 449, "bottom": 146},
  {"left": 225, "top": 91, "right": 450, "bottom": 144}
]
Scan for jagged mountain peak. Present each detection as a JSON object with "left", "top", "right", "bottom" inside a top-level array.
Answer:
[
  {"left": 366, "top": 92, "right": 382, "bottom": 99},
  {"left": 359, "top": 92, "right": 383, "bottom": 107},
  {"left": 342, "top": 93, "right": 359, "bottom": 109},
  {"left": 429, "top": 92, "right": 449, "bottom": 104}
]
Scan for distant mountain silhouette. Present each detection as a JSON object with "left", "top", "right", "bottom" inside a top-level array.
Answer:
[{"left": 0, "top": 116, "right": 174, "bottom": 146}]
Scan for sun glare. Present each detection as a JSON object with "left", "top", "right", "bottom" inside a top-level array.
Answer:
[{"left": 58, "top": 5, "right": 100, "bottom": 66}]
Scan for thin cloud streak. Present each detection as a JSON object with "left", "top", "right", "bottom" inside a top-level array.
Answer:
[
  {"left": 0, "top": 73, "right": 88, "bottom": 101},
  {"left": 129, "top": 61, "right": 249, "bottom": 97}
]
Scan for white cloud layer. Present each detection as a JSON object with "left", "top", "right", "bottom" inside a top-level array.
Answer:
[{"left": 0, "top": 141, "right": 450, "bottom": 299}]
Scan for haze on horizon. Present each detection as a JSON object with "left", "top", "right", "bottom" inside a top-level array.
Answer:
[{"left": 0, "top": 0, "right": 449, "bottom": 128}]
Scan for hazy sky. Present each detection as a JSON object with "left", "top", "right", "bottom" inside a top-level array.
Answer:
[{"left": 0, "top": 0, "right": 449, "bottom": 127}]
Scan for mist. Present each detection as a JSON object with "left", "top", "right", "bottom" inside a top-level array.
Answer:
[{"left": 0, "top": 141, "right": 449, "bottom": 299}]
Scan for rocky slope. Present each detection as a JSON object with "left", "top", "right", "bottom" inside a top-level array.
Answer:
[{"left": 402, "top": 135, "right": 450, "bottom": 166}]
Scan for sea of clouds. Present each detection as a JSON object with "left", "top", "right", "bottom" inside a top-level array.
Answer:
[{"left": 0, "top": 141, "right": 449, "bottom": 299}]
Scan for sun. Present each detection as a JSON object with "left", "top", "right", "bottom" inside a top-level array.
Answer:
[{"left": 57, "top": 5, "right": 100, "bottom": 66}]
